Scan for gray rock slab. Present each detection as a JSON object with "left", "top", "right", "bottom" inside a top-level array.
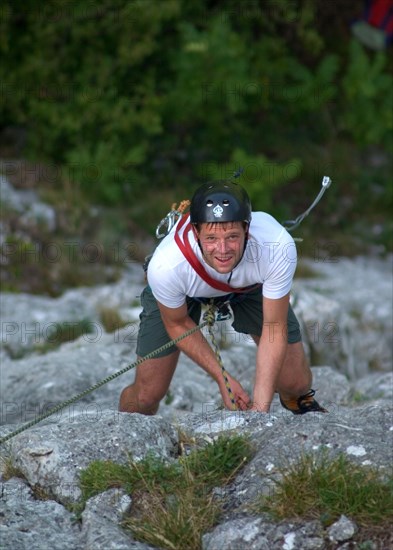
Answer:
[
  {"left": 305, "top": 365, "right": 352, "bottom": 409},
  {"left": 0, "top": 264, "right": 144, "bottom": 357},
  {"left": 353, "top": 371, "right": 393, "bottom": 401},
  {"left": 0, "top": 253, "right": 392, "bottom": 550},
  {"left": 172, "top": 366, "right": 352, "bottom": 436},
  {"left": 4, "top": 411, "right": 179, "bottom": 504},
  {"left": 202, "top": 516, "right": 325, "bottom": 550},
  {"left": 293, "top": 255, "right": 393, "bottom": 378},
  {"left": 202, "top": 516, "right": 273, "bottom": 550},
  {"left": 0, "top": 331, "right": 136, "bottom": 426},
  {"left": 81, "top": 489, "right": 155, "bottom": 549},
  {"left": 327, "top": 514, "right": 357, "bottom": 543},
  {"left": 0, "top": 477, "right": 81, "bottom": 550},
  {"left": 0, "top": 175, "right": 56, "bottom": 231},
  {"left": 292, "top": 287, "right": 358, "bottom": 377},
  {"left": 177, "top": 400, "right": 392, "bottom": 512}
]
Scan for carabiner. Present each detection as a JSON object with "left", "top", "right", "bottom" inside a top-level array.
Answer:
[{"left": 156, "top": 211, "right": 180, "bottom": 239}]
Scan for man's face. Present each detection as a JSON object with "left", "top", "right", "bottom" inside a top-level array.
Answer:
[{"left": 196, "top": 221, "right": 247, "bottom": 274}]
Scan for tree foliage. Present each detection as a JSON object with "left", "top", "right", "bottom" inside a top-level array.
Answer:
[{"left": 1, "top": 0, "right": 392, "bottom": 218}]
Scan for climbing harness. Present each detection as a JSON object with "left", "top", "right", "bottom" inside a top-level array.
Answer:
[
  {"left": 1, "top": 176, "right": 333, "bottom": 446},
  {"left": 150, "top": 173, "right": 332, "bottom": 408},
  {"left": 0, "top": 302, "right": 233, "bottom": 446}
]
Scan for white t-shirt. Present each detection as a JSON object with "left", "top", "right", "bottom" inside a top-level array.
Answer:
[{"left": 147, "top": 212, "right": 297, "bottom": 308}]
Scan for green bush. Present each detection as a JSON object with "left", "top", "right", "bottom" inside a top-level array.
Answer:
[
  {"left": 341, "top": 39, "right": 393, "bottom": 148},
  {"left": 1, "top": 0, "right": 391, "bottom": 234}
]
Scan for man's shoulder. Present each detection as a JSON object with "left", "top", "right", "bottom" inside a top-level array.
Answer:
[
  {"left": 146, "top": 233, "right": 191, "bottom": 308},
  {"left": 148, "top": 234, "right": 186, "bottom": 277},
  {"left": 250, "top": 211, "right": 288, "bottom": 236},
  {"left": 251, "top": 211, "right": 280, "bottom": 224}
]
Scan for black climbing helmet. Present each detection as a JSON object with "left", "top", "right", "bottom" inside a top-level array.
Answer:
[{"left": 190, "top": 180, "right": 252, "bottom": 225}]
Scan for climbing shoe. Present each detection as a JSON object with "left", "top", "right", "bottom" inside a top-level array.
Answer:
[{"left": 279, "top": 389, "right": 328, "bottom": 415}]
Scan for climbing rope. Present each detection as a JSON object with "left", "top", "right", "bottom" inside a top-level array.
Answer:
[
  {"left": 0, "top": 302, "right": 235, "bottom": 446},
  {"left": 203, "top": 302, "right": 237, "bottom": 411},
  {"left": 1, "top": 177, "right": 333, "bottom": 446}
]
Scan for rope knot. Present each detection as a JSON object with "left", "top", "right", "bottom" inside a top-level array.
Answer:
[{"left": 202, "top": 300, "right": 217, "bottom": 326}]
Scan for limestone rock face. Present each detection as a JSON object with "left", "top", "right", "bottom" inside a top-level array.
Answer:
[
  {"left": 292, "top": 256, "right": 393, "bottom": 378},
  {"left": 1, "top": 250, "right": 392, "bottom": 549},
  {"left": 0, "top": 478, "right": 81, "bottom": 550},
  {"left": 6, "top": 412, "right": 179, "bottom": 504},
  {"left": 1, "top": 365, "right": 392, "bottom": 550},
  {"left": 0, "top": 175, "right": 56, "bottom": 232}
]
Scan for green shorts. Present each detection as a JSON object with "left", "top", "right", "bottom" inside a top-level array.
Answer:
[{"left": 136, "top": 285, "right": 302, "bottom": 358}]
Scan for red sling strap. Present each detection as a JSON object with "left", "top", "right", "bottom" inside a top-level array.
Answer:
[{"left": 174, "top": 213, "right": 261, "bottom": 294}]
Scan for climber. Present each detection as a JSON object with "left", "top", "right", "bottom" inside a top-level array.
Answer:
[
  {"left": 351, "top": 0, "right": 393, "bottom": 50},
  {"left": 119, "top": 179, "right": 327, "bottom": 416}
]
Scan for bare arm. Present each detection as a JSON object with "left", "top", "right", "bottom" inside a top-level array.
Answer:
[
  {"left": 157, "top": 301, "right": 250, "bottom": 410},
  {"left": 251, "top": 293, "right": 290, "bottom": 412}
]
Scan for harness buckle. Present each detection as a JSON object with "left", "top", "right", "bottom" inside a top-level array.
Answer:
[{"left": 215, "top": 302, "right": 232, "bottom": 322}]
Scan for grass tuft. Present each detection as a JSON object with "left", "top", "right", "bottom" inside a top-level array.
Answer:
[
  {"left": 1, "top": 454, "right": 26, "bottom": 481},
  {"left": 185, "top": 434, "right": 252, "bottom": 489},
  {"left": 125, "top": 484, "right": 221, "bottom": 550},
  {"left": 99, "top": 307, "right": 129, "bottom": 333},
  {"left": 79, "top": 435, "right": 253, "bottom": 549},
  {"left": 34, "top": 318, "right": 95, "bottom": 353},
  {"left": 79, "top": 460, "right": 133, "bottom": 502},
  {"left": 256, "top": 452, "right": 393, "bottom": 528}
]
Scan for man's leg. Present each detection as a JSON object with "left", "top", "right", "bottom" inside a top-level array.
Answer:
[
  {"left": 251, "top": 336, "right": 326, "bottom": 413},
  {"left": 119, "top": 350, "right": 180, "bottom": 415},
  {"left": 250, "top": 337, "right": 311, "bottom": 397},
  {"left": 239, "top": 291, "right": 326, "bottom": 413},
  {"left": 276, "top": 342, "right": 327, "bottom": 413},
  {"left": 275, "top": 341, "right": 311, "bottom": 398}
]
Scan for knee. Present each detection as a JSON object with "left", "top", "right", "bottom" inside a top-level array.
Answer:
[
  {"left": 137, "top": 383, "right": 168, "bottom": 407},
  {"left": 119, "top": 383, "right": 162, "bottom": 415},
  {"left": 119, "top": 385, "right": 161, "bottom": 415},
  {"left": 135, "top": 393, "right": 161, "bottom": 414}
]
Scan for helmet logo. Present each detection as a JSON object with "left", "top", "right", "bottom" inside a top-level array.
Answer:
[{"left": 212, "top": 204, "right": 224, "bottom": 218}]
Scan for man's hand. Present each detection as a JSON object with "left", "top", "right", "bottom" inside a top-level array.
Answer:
[{"left": 218, "top": 375, "right": 251, "bottom": 411}]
